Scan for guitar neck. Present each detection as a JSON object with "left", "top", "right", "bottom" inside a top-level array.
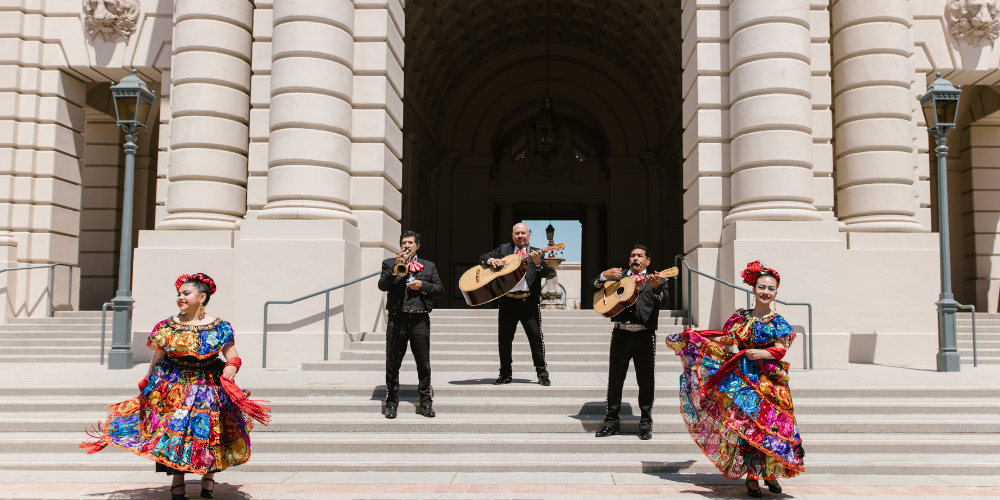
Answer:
[{"left": 516, "top": 245, "right": 563, "bottom": 262}]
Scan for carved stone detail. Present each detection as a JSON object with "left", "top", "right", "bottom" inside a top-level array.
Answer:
[
  {"left": 84, "top": 0, "right": 140, "bottom": 43},
  {"left": 946, "top": 0, "right": 1000, "bottom": 47}
]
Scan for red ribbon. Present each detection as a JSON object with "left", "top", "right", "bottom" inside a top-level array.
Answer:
[
  {"left": 632, "top": 274, "right": 646, "bottom": 287},
  {"left": 408, "top": 260, "right": 424, "bottom": 273},
  {"left": 516, "top": 247, "right": 526, "bottom": 258},
  {"left": 221, "top": 377, "right": 272, "bottom": 425},
  {"left": 225, "top": 356, "right": 242, "bottom": 372}
]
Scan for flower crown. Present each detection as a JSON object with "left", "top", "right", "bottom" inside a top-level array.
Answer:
[
  {"left": 175, "top": 273, "right": 218, "bottom": 294},
  {"left": 741, "top": 260, "right": 780, "bottom": 286}
]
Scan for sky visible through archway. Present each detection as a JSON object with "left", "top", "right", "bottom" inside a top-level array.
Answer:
[{"left": 523, "top": 220, "right": 582, "bottom": 262}]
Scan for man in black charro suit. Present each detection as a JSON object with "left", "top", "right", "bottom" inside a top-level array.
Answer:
[
  {"left": 480, "top": 222, "right": 551, "bottom": 386},
  {"left": 378, "top": 231, "right": 445, "bottom": 419},
  {"left": 590, "top": 244, "right": 668, "bottom": 440}
]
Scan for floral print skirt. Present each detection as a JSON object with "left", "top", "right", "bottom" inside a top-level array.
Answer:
[{"left": 92, "top": 355, "right": 253, "bottom": 474}]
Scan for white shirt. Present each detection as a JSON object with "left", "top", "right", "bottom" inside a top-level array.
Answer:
[{"left": 509, "top": 245, "right": 531, "bottom": 292}]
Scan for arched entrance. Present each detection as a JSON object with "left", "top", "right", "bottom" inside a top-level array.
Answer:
[{"left": 401, "top": 1, "right": 685, "bottom": 308}]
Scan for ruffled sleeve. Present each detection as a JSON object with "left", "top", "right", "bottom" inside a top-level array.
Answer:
[
  {"left": 146, "top": 318, "right": 235, "bottom": 359},
  {"left": 720, "top": 309, "right": 752, "bottom": 346},
  {"left": 755, "top": 314, "right": 796, "bottom": 347}
]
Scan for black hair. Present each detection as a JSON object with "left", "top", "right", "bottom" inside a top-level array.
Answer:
[
  {"left": 400, "top": 231, "right": 421, "bottom": 245},
  {"left": 183, "top": 273, "right": 215, "bottom": 305},
  {"left": 631, "top": 244, "right": 649, "bottom": 257}
]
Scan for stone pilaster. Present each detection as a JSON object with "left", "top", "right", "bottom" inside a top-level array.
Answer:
[
  {"left": 724, "top": 0, "right": 821, "bottom": 225},
  {"left": 258, "top": 0, "right": 357, "bottom": 222},
  {"left": 159, "top": 0, "right": 253, "bottom": 230},
  {"left": 831, "top": 0, "right": 925, "bottom": 232},
  {"left": 961, "top": 123, "right": 1000, "bottom": 312}
]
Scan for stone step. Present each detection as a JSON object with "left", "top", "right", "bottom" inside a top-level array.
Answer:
[
  {"left": 0, "top": 355, "right": 98, "bottom": 363},
  {"left": 6, "top": 317, "right": 104, "bottom": 325},
  {"left": 0, "top": 339, "right": 101, "bottom": 347},
  {"left": 301, "top": 360, "right": 682, "bottom": 372},
  {"left": 430, "top": 316, "right": 615, "bottom": 326},
  {"left": 2, "top": 432, "right": 995, "bottom": 455},
  {"left": 0, "top": 332, "right": 102, "bottom": 340},
  {"left": 3, "top": 399, "right": 996, "bottom": 415},
  {"left": 426, "top": 324, "right": 688, "bottom": 334},
  {"left": 960, "top": 356, "right": 1000, "bottom": 364},
  {"left": 348, "top": 341, "right": 611, "bottom": 352},
  {"left": 340, "top": 351, "right": 617, "bottom": 362},
  {"left": 956, "top": 326, "right": 1000, "bottom": 333},
  {"left": 360, "top": 332, "right": 680, "bottom": 343},
  {"left": 54, "top": 311, "right": 105, "bottom": 318},
  {"left": 0, "top": 324, "right": 102, "bottom": 332},
  {"left": 5, "top": 414, "right": 994, "bottom": 434},
  {"left": 957, "top": 339, "right": 1000, "bottom": 347},
  {"left": 1, "top": 385, "right": 993, "bottom": 399},
  {"left": 2, "top": 451, "right": 996, "bottom": 475},
  {"left": 0, "top": 347, "right": 102, "bottom": 356},
  {"left": 428, "top": 310, "right": 688, "bottom": 318}
]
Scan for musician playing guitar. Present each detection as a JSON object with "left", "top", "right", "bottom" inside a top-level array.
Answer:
[
  {"left": 481, "top": 222, "right": 551, "bottom": 386},
  {"left": 590, "top": 244, "right": 669, "bottom": 440}
]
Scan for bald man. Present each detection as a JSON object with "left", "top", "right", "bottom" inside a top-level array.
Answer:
[{"left": 480, "top": 223, "right": 551, "bottom": 386}]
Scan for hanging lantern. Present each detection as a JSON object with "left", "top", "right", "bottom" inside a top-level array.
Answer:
[{"left": 534, "top": 97, "right": 561, "bottom": 164}]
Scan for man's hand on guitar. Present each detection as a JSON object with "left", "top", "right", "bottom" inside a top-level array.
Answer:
[
  {"left": 489, "top": 258, "right": 505, "bottom": 270},
  {"left": 602, "top": 268, "right": 623, "bottom": 280},
  {"left": 529, "top": 249, "right": 543, "bottom": 266},
  {"left": 649, "top": 273, "right": 661, "bottom": 290}
]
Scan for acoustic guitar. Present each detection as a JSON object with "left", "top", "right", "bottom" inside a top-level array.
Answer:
[
  {"left": 459, "top": 244, "right": 565, "bottom": 306},
  {"left": 593, "top": 267, "right": 679, "bottom": 318}
]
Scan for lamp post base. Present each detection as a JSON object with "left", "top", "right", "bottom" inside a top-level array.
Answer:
[
  {"left": 936, "top": 297, "right": 960, "bottom": 372},
  {"left": 107, "top": 293, "right": 135, "bottom": 370}
]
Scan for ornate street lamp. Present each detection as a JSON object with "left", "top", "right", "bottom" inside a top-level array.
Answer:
[
  {"left": 107, "top": 69, "right": 155, "bottom": 370},
  {"left": 919, "top": 72, "right": 962, "bottom": 372}
]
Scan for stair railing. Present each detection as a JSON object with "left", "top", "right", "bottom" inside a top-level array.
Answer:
[
  {"left": 99, "top": 301, "right": 113, "bottom": 365},
  {"left": 956, "top": 304, "right": 978, "bottom": 367},
  {"left": 0, "top": 263, "right": 73, "bottom": 317},
  {"left": 261, "top": 272, "right": 380, "bottom": 368},
  {"left": 674, "top": 255, "right": 814, "bottom": 370}
]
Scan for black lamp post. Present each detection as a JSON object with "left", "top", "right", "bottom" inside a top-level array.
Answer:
[
  {"left": 918, "top": 72, "right": 962, "bottom": 372},
  {"left": 107, "top": 70, "right": 155, "bottom": 370}
]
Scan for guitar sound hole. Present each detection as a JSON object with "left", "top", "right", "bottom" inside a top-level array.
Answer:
[{"left": 616, "top": 286, "right": 625, "bottom": 296}]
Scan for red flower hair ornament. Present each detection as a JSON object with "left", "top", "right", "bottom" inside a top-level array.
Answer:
[
  {"left": 174, "top": 273, "right": 218, "bottom": 294},
  {"left": 741, "top": 260, "right": 780, "bottom": 287}
]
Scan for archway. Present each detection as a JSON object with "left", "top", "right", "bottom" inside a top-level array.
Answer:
[{"left": 402, "top": 0, "right": 685, "bottom": 308}]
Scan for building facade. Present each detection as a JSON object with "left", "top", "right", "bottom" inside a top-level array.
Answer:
[{"left": 1, "top": 0, "right": 998, "bottom": 367}]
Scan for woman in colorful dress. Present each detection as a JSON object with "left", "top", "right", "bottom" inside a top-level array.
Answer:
[
  {"left": 81, "top": 273, "right": 270, "bottom": 500},
  {"left": 665, "top": 261, "right": 804, "bottom": 497}
]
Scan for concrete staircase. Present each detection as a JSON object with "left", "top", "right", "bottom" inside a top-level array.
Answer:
[
  {"left": 958, "top": 311, "right": 1000, "bottom": 365},
  {"left": 0, "top": 309, "right": 997, "bottom": 475},
  {"left": 0, "top": 311, "right": 105, "bottom": 363},
  {"left": 302, "top": 309, "right": 688, "bottom": 372}
]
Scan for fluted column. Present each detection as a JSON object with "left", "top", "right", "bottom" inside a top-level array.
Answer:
[
  {"left": 724, "top": 0, "right": 822, "bottom": 225},
  {"left": 258, "top": 0, "right": 357, "bottom": 222},
  {"left": 159, "top": 0, "right": 253, "bottom": 230},
  {"left": 832, "top": 0, "right": 924, "bottom": 232}
]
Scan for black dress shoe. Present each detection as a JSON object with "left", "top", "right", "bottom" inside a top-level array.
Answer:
[
  {"left": 493, "top": 375, "right": 512, "bottom": 385},
  {"left": 384, "top": 405, "right": 397, "bottom": 419},
  {"left": 594, "top": 426, "right": 619, "bottom": 437},
  {"left": 638, "top": 428, "right": 652, "bottom": 440},
  {"left": 764, "top": 479, "right": 781, "bottom": 494},
  {"left": 538, "top": 376, "right": 551, "bottom": 386},
  {"left": 421, "top": 406, "right": 436, "bottom": 418},
  {"left": 745, "top": 478, "right": 762, "bottom": 498}
]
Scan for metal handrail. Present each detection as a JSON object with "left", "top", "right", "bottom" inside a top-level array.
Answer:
[
  {"left": 99, "top": 301, "right": 113, "bottom": 365},
  {"left": 0, "top": 263, "right": 73, "bottom": 317},
  {"left": 956, "top": 304, "right": 977, "bottom": 367},
  {"left": 674, "top": 255, "right": 814, "bottom": 369},
  {"left": 262, "top": 272, "right": 380, "bottom": 368}
]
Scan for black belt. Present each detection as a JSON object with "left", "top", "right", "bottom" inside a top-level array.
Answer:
[{"left": 505, "top": 292, "right": 532, "bottom": 299}]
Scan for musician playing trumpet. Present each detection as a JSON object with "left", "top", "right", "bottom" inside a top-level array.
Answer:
[
  {"left": 378, "top": 231, "right": 445, "bottom": 419},
  {"left": 591, "top": 244, "right": 668, "bottom": 440}
]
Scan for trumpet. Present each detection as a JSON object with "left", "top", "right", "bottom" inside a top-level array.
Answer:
[{"left": 393, "top": 249, "right": 412, "bottom": 276}]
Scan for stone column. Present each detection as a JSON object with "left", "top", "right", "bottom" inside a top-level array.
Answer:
[
  {"left": 962, "top": 123, "right": 1000, "bottom": 312},
  {"left": 724, "top": 0, "right": 821, "bottom": 225},
  {"left": 258, "top": 0, "right": 357, "bottom": 222},
  {"left": 159, "top": 0, "right": 253, "bottom": 230},
  {"left": 831, "top": 0, "right": 924, "bottom": 232}
]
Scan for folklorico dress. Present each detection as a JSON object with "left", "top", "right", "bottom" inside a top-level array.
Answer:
[
  {"left": 665, "top": 309, "right": 805, "bottom": 480},
  {"left": 81, "top": 317, "right": 264, "bottom": 475}
]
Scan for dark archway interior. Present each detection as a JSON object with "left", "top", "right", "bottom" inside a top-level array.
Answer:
[{"left": 402, "top": 0, "right": 684, "bottom": 308}]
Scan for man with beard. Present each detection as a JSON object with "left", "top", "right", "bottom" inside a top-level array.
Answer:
[
  {"left": 590, "top": 245, "right": 667, "bottom": 440},
  {"left": 480, "top": 223, "right": 551, "bottom": 386}
]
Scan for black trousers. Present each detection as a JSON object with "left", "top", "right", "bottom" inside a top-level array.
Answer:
[
  {"left": 385, "top": 312, "right": 432, "bottom": 406},
  {"left": 605, "top": 328, "right": 655, "bottom": 431},
  {"left": 497, "top": 297, "right": 548, "bottom": 377}
]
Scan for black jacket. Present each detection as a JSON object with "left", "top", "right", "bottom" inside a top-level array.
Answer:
[
  {"left": 590, "top": 270, "right": 669, "bottom": 330},
  {"left": 480, "top": 243, "right": 551, "bottom": 297},
  {"left": 378, "top": 257, "right": 445, "bottom": 313}
]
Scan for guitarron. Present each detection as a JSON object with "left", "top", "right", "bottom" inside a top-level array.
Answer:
[
  {"left": 459, "top": 244, "right": 565, "bottom": 306},
  {"left": 593, "top": 267, "right": 679, "bottom": 318}
]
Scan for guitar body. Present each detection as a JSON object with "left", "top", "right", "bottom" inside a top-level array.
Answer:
[
  {"left": 459, "top": 254, "right": 527, "bottom": 306},
  {"left": 592, "top": 267, "right": 680, "bottom": 318},
  {"left": 593, "top": 278, "right": 638, "bottom": 318}
]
